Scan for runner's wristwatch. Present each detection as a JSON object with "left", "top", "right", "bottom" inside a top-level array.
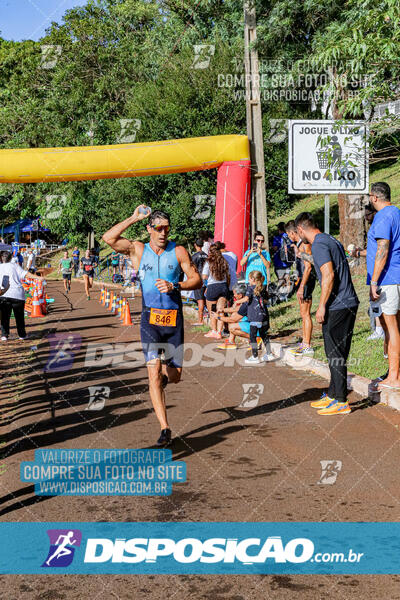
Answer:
[
  {"left": 172, "top": 282, "right": 180, "bottom": 291},
  {"left": 371, "top": 281, "right": 378, "bottom": 286}
]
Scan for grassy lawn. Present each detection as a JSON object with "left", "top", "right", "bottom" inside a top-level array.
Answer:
[{"left": 268, "top": 271, "right": 387, "bottom": 381}]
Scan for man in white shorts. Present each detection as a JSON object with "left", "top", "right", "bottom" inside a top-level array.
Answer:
[{"left": 367, "top": 182, "right": 400, "bottom": 389}]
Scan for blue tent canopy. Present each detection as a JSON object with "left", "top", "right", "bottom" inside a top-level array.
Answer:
[{"left": 2, "top": 218, "right": 50, "bottom": 240}]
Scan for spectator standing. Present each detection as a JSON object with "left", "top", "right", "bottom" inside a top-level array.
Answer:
[
  {"left": 272, "top": 222, "right": 292, "bottom": 282},
  {"left": 202, "top": 244, "right": 230, "bottom": 339},
  {"left": 0, "top": 250, "right": 44, "bottom": 340},
  {"left": 26, "top": 249, "right": 36, "bottom": 273},
  {"left": 191, "top": 238, "right": 208, "bottom": 325},
  {"left": 295, "top": 213, "right": 359, "bottom": 416},
  {"left": 367, "top": 182, "right": 400, "bottom": 389},
  {"left": 240, "top": 230, "right": 270, "bottom": 284},
  {"left": 72, "top": 247, "right": 80, "bottom": 277},
  {"left": 285, "top": 220, "right": 316, "bottom": 356}
]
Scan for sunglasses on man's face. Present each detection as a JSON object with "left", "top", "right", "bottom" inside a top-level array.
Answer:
[
  {"left": 255, "top": 238, "right": 264, "bottom": 243},
  {"left": 151, "top": 224, "right": 170, "bottom": 233}
]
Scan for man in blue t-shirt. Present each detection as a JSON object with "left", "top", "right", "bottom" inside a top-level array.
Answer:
[
  {"left": 72, "top": 247, "right": 80, "bottom": 277},
  {"left": 240, "top": 230, "right": 271, "bottom": 284},
  {"left": 367, "top": 182, "right": 400, "bottom": 390},
  {"left": 272, "top": 222, "right": 292, "bottom": 281},
  {"left": 295, "top": 212, "right": 359, "bottom": 417}
]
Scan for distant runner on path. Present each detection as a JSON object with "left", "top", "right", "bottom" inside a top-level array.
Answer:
[{"left": 102, "top": 205, "right": 202, "bottom": 446}]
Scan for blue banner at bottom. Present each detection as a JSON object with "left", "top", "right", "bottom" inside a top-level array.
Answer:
[{"left": 1, "top": 522, "right": 399, "bottom": 574}]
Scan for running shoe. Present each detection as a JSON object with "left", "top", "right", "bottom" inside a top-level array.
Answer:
[
  {"left": 245, "top": 355, "right": 261, "bottom": 364},
  {"left": 204, "top": 330, "right": 221, "bottom": 339},
  {"left": 290, "top": 344, "right": 314, "bottom": 356},
  {"left": 262, "top": 352, "right": 276, "bottom": 362},
  {"left": 310, "top": 392, "right": 334, "bottom": 409},
  {"left": 289, "top": 343, "right": 304, "bottom": 355},
  {"left": 217, "top": 340, "right": 237, "bottom": 350},
  {"left": 317, "top": 399, "right": 351, "bottom": 415},
  {"left": 1, "top": 336, "right": 7, "bottom": 341},
  {"left": 87, "top": 295, "right": 90, "bottom": 301},
  {"left": 367, "top": 330, "right": 385, "bottom": 340},
  {"left": 156, "top": 428, "right": 172, "bottom": 446}
]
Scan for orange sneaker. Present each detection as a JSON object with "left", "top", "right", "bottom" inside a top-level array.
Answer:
[
  {"left": 310, "top": 392, "right": 335, "bottom": 409},
  {"left": 317, "top": 400, "right": 351, "bottom": 415}
]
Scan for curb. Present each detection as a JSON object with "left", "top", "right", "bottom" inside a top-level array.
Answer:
[{"left": 183, "top": 305, "right": 400, "bottom": 411}]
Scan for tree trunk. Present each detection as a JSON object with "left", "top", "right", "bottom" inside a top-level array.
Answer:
[{"left": 337, "top": 193, "right": 368, "bottom": 274}]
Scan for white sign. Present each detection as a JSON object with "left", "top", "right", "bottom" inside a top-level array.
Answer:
[{"left": 288, "top": 120, "right": 368, "bottom": 194}]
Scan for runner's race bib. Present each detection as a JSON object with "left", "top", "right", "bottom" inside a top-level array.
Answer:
[
  {"left": 149, "top": 308, "right": 177, "bottom": 327},
  {"left": 84, "top": 264, "right": 93, "bottom": 272}
]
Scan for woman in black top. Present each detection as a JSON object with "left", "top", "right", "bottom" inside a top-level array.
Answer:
[{"left": 80, "top": 249, "right": 98, "bottom": 300}]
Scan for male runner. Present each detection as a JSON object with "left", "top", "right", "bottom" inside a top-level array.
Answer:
[
  {"left": 285, "top": 220, "right": 315, "bottom": 356},
  {"left": 102, "top": 205, "right": 202, "bottom": 446}
]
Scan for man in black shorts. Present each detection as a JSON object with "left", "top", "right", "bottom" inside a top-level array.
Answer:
[
  {"left": 285, "top": 220, "right": 316, "bottom": 356},
  {"left": 102, "top": 205, "right": 202, "bottom": 446},
  {"left": 191, "top": 238, "right": 207, "bottom": 325}
]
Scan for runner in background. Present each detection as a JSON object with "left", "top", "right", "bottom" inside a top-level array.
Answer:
[
  {"left": 80, "top": 249, "right": 97, "bottom": 300},
  {"left": 191, "top": 238, "right": 207, "bottom": 326},
  {"left": 285, "top": 220, "right": 315, "bottom": 357},
  {"left": 58, "top": 250, "right": 73, "bottom": 293},
  {"left": 72, "top": 247, "right": 80, "bottom": 277},
  {"left": 102, "top": 205, "right": 202, "bottom": 447}
]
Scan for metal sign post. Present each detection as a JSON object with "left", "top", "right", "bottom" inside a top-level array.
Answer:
[{"left": 324, "top": 195, "right": 330, "bottom": 234}]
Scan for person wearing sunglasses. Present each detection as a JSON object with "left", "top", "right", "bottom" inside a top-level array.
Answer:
[
  {"left": 102, "top": 205, "right": 202, "bottom": 447},
  {"left": 240, "top": 230, "right": 271, "bottom": 285}
]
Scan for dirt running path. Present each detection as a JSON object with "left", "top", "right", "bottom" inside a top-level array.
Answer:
[{"left": 1, "top": 280, "right": 400, "bottom": 599}]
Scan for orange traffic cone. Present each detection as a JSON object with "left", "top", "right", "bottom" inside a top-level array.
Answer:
[
  {"left": 30, "top": 288, "right": 44, "bottom": 317},
  {"left": 101, "top": 288, "right": 106, "bottom": 306},
  {"left": 122, "top": 301, "right": 132, "bottom": 326},
  {"left": 99, "top": 287, "right": 104, "bottom": 304},
  {"left": 119, "top": 298, "right": 126, "bottom": 321},
  {"left": 108, "top": 291, "right": 114, "bottom": 311}
]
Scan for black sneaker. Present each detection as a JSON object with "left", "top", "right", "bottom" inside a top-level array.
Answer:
[{"left": 156, "top": 428, "right": 172, "bottom": 447}]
